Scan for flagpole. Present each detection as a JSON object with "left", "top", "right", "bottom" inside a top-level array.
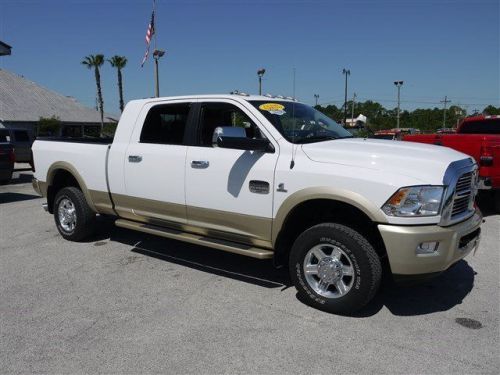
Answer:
[{"left": 153, "top": 0, "right": 160, "bottom": 98}]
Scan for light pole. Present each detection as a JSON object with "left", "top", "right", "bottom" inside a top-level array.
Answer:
[
  {"left": 394, "top": 80, "right": 404, "bottom": 129},
  {"left": 351, "top": 92, "right": 357, "bottom": 124},
  {"left": 314, "top": 94, "right": 319, "bottom": 106},
  {"left": 257, "top": 68, "right": 266, "bottom": 95},
  {"left": 342, "top": 68, "right": 350, "bottom": 125},
  {"left": 153, "top": 49, "right": 165, "bottom": 97}
]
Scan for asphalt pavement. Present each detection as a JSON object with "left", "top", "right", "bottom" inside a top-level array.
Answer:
[{"left": 1, "top": 167, "right": 499, "bottom": 374}]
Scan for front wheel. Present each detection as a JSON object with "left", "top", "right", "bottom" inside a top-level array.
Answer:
[
  {"left": 54, "top": 187, "right": 96, "bottom": 241},
  {"left": 289, "top": 223, "right": 382, "bottom": 314}
]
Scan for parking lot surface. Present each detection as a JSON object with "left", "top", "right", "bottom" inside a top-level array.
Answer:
[{"left": 1, "top": 167, "right": 499, "bottom": 374}]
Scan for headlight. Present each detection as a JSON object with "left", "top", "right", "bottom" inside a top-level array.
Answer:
[{"left": 382, "top": 186, "right": 444, "bottom": 217}]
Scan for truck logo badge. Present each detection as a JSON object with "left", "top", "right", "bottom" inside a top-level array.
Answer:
[{"left": 277, "top": 183, "right": 287, "bottom": 193}]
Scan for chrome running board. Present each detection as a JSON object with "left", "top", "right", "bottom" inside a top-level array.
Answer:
[{"left": 115, "top": 219, "right": 274, "bottom": 260}]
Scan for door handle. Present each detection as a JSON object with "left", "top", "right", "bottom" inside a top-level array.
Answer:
[
  {"left": 128, "top": 155, "right": 143, "bottom": 163},
  {"left": 191, "top": 160, "right": 209, "bottom": 169}
]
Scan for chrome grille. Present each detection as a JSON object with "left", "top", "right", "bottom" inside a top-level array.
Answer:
[{"left": 451, "top": 171, "right": 474, "bottom": 218}]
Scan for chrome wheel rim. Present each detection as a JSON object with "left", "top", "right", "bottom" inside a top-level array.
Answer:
[
  {"left": 58, "top": 198, "right": 77, "bottom": 232},
  {"left": 303, "top": 244, "right": 355, "bottom": 298}
]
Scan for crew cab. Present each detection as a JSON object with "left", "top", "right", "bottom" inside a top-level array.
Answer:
[
  {"left": 404, "top": 115, "right": 500, "bottom": 211},
  {"left": 31, "top": 94, "right": 482, "bottom": 314}
]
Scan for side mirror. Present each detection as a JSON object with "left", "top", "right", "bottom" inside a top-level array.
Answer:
[{"left": 212, "top": 127, "right": 274, "bottom": 153}]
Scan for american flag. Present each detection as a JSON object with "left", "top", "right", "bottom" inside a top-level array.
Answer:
[{"left": 141, "top": 7, "right": 155, "bottom": 67}]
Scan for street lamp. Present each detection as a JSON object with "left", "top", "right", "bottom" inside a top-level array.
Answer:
[
  {"left": 257, "top": 68, "right": 266, "bottom": 95},
  {"left": 394, "top": 80, "right": 404, "bottom": 129},
  {"left": 153, "top": 49, "right": 166, "bottom": 97},
  {"left": 342, "top": 68, "right": 350, "bottom": 125},
  {"left": 314, "top": 94, "right": 319, "bottom": 106}
]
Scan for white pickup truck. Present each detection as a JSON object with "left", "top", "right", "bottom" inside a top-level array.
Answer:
[{"left": 32, "top": 94, "right": 482, "bottom": 313}]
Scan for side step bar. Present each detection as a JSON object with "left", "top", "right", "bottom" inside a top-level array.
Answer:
[{"left": 115, "top": 219, "right": 274, "bottom": 260}]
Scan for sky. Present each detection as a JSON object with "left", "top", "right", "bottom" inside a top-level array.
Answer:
[{"left": 0, "top": 0, "right": 499, "bottom": 115}]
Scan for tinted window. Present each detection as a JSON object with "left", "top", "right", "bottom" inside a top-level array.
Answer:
[
  {"left": 140, "top": 103, "right": 191, "bottom": 144},
  {"left": 0, "top": 129, "right": 9, "bottom": 142},
  {"left": 198, "top": 102, "right": 263, "bottom": 146},
  {"left": 14, "top": 130, "right": 30, "bottom": 142},
  {"left": 62, "top": 126, "right": 82, "bottom": 138},
  {"left": 460, "top": 119, "right": 500, "bottom": 134}
]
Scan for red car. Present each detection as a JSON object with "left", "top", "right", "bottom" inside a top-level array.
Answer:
[{"left": 404, "top": 115, "right": 500, "bottom": 211}]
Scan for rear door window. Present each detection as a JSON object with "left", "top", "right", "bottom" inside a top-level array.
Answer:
[
  {"left": 140, "top": 103, "right": 191, "bottom": 145},
  {"left": 460, "top": 119, "right": 500, "bottom": 134}
]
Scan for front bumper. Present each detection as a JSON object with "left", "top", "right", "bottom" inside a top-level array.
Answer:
[{"left": 378, "top": 208, "right": 482, "bottom": 276}]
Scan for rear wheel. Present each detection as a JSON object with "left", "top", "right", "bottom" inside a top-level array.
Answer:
[
  {"left": 289, "top": 223, "right": 382, "bottom": 314},
  {"left": 54, "top": 187, "right": 96, "bottom": 241}
]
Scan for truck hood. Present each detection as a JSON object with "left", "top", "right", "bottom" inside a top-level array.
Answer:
[{"left": 301, "top": 138, "right": 470, "bottom": 184}]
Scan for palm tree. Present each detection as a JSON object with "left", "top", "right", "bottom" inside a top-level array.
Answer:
[
  {"left": 81, "top": 54, "right": 105, "bottom": 134},
  {"left": 108, "top": 56, "right": 128, "bottom": 112}
]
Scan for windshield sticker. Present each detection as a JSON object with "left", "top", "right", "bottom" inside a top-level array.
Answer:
[{"left": 259, "top": 103, "right": 286, "bottom": 115}]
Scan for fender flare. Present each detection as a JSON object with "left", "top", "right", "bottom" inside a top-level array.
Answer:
[
  {"left": 272, "top": 186, "right": 388, "bottom": 246},
  {"left": 46, "top": 161, "right": 98, "bottom": 213}
]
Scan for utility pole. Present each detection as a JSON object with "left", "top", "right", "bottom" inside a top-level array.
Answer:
[
  {"left": 441, "top": 95, "right": 451, "bottom": 127},
  {"left": 394, "top": 81, "right": 404, "bottom": 129},
  {"left": 314, "top": 94, "right": 319, "bottom": 106},
  {"left": 342, "top": 68, "right": 350, "bottom": 125},
  {"left": 351, "top": 92, "right": 357, "bottom": 124},
  {"left": 257, "top": 68, "right": 266, "bottom": 95}
]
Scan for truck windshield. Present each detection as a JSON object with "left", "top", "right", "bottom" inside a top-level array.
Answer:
[
  {"left": 460, "top": 119, "right": 500, "bottom": 134},
  {"left": 250, "top": 101, "right": 353, "bottom": 144}
]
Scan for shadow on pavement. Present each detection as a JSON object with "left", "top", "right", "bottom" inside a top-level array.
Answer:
[
  {"left": 0, "top": 192, "right": 39, "bottom": 204},
  {"left": 92, "top": 216, "right": 475, "bottom": 317},
  {"left": 9, "top": 173, "right": 33, "bottom": 185},
  {"left": 476, "top": 191, "right": 497, "bottom": 217},
  {"left": 93, "top": 217, "right": 289, "bottom": 288},
  {"left": 350, "top": 260, "right": 475, "bottom": 317}
]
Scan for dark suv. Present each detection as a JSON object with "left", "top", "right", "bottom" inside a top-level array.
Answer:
[
  {"left": 0, "top": 142, "right": 15, "bottom": 183},
  {"left": 0, "top": 127, "right": 33, "bottom": 163}
]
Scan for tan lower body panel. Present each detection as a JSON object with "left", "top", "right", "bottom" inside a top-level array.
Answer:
[
  {"left": 115, "top": 219, "right": 274, "bottom": 259},
  {"left": 89, "top": 190, "right": 115, "bottom": 215},
  {"left": 91, "top": 191, "right": 273, "bottom": 249}
]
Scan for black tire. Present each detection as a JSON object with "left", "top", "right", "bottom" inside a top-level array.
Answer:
[
  {"left": 53, "top": 186, "right": 96, "bottom": 241},
  {"left": 289, "top": 223, "right": 382, "bottom": 314},
  {"left": 494, "top": 190, "right": 500, "bottom": 213},
  {"left": 0, "top": 171, "right": 13, "bottom": 185}
]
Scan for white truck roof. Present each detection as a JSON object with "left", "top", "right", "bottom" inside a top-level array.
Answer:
[{"left": 127, "top": 94, "right": 298, "bottom": 106}]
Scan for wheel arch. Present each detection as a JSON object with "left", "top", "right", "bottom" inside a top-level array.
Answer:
[
  {"left": 272, "top": 188, "right": 389, "bottom": 267},
  {"left": 46, "top": 162, "right": 97, "bottom": 214}
]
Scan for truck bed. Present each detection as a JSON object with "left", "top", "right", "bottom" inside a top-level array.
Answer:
[{"left": 33, "top": 139, "right": 111, "bottom": 197}]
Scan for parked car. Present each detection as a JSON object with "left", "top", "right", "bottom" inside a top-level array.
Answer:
[
  {"left": 404, "top": 115, "right": 500, "bottom": 211},
  {"left": 32, "top": 94, "right": 482, "bottom": 314},
  {"left": 0, "top": 142, "right": 15, "bottom": 183},
  {"left": 0, "top": 127, "right": 33, "bottom": 164},
  {"left": 372, "top": 128, "right": 420, "bottom": 141},
  {"left": 372, "top": 129, "right": 402, "bottom": 140}
]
